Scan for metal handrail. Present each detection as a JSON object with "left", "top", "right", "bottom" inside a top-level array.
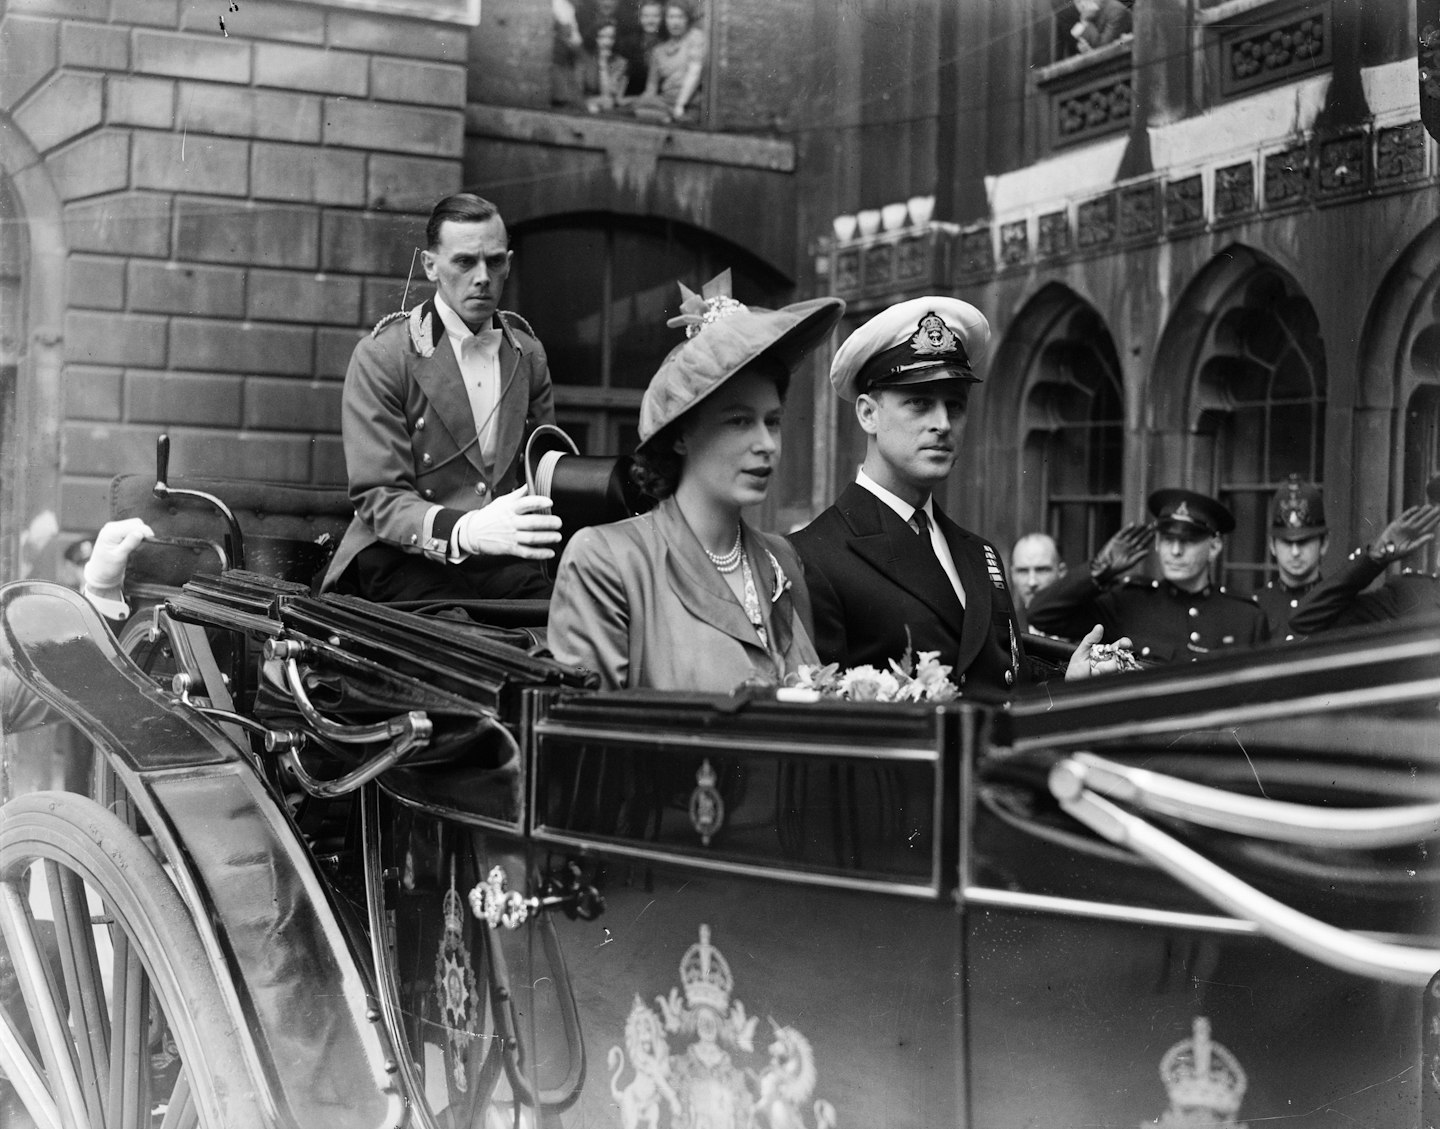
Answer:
[
  {"left": 1063, "top": 751, "right": 1440, "bottom": 848},
  {"left": 1050, "top": 761, "right": 1440, "bottom": 986}
]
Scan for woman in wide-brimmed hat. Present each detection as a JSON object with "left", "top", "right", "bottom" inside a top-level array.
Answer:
[{"left": 547, "top": 277, "right": 844, "bottom": 691}]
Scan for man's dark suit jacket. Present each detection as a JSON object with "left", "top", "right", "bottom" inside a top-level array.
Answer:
[{"left": 788, "top": 482, "right": 1026, "bottom": 698}]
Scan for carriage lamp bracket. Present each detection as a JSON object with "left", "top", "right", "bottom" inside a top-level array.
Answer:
[
  {"left": 264, "top": 637, "right": 433, "bottom": 747},
  {"left": 468, "top": 862, "right": 605, "bottom": 931},
  {"left": 171, "top": 671, "right": 307, "bottom": 754}
]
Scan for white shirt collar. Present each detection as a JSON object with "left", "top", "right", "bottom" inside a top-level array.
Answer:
[
  {"left": 856, "top": 467, "right": 932, "bottom": 525},
  {"left": 434, "top": 294, "right": 502, "bottom": 353}
]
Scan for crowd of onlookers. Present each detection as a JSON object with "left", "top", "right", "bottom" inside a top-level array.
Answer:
[{"left": 553, "top": 0, "right": 707, "bottom": 124}]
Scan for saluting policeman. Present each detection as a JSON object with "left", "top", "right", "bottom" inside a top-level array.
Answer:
[
  {"left": 1255, "top": 475, "right": 1328, "bottom": 640},
  {"left": 322, "top": 192, "right": 562, "bottom": 603},
  {"left": 788, "top": 296, "right": 1031, "bottom": 697},
  {"left": 1027, "top": 490, "right": 1268, "bottom": 662}
]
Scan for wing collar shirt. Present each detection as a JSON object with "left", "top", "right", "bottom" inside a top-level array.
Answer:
[
  {"left": 431, "top": 295, "right": 505, "bottom": 560},
  {"left": 855, "top": 467, "right": 966, "bottom": 608}
]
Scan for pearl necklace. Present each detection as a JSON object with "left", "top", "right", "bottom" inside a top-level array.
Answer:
[{"left": 705, "top": 525, "right": 744, "bottom": 574}]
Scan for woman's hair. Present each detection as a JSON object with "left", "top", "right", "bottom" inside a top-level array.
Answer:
[
  {"left": 631, "top": 362, "right": 790, "bottom": 501},
  {"left": 664, "top": 0, "right": 694, "bottom": 27}
]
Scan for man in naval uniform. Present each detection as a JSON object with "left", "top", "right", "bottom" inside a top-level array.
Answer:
[
  {"left": 787, "top": 296, "right": 1031, "bottom": 698},
  {"left": 322, "top": 193, "right": 561, "bottom": 603},
  {"left": 1287, "top": 475, "right": 1440, "bottom": 635},
  {"left": 1027, "top": 489, "right": 1268, "bottom": 662},
  {"left": 1255, "top": 475, "right": 1328, "bottom": 640}
]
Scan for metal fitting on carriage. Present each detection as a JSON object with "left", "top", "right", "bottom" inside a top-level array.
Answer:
[{"left": 263, "top": 637, "right": 308, "bottom": 662}]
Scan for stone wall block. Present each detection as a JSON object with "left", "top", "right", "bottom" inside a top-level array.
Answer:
[
  {"left": 61, "top": 421, "right": 164, "bottom": 478},
  {"left": 321, "top": 210, "right": 423, "bottom": 275},
  {"left": 311, "top": 432, "right": 346, "bottom": 485},
  {"left": 370, "top": 56, "right": 466, "bottom": 106},
  {"left": 251, "top": 141, "right": 365, "bottom": 206},
  {"left": 243, "top": 376, "right": 342, "bottom": 431},
  {"left": 322, "top": 98, "right": 463, "bottom": 157},
  {"left": 128, "top": 259, "right": 246, "bottom": 317},
  {"left": 108, "top": 75, "right": 175, "bottom": 128},
  {"left": 178, "top": 0, "right": 324, "bottom": 43},
  {"left": 67, "top": 254, "right": 127, "bottom": 310},
  {"left": 59, "top": 478, "right": 113, "bottom": 531},
  {"left": 14, "top": 71, "right": 103, "bottom": 151},
  {"left": 174, "top": 197, "right": 320, "bottom": 268},
  {"left": 7, "top": 0, "right": 97, "bottom": 17},
  {"left": 178, "top": 83, "right": 323, "bottom": 144},
  {"left": 327, "top": 12, "right": 467, "bottom": 61},
  {"left": 247, "top": 268, "right": 362, "bottom": 325},
  {"left": 254, "top": 42, "right": 368, "bottom": 96},
  {"left": 316, "top": 325, "right": 363, "bottom": 379},
  {"left": 362, "top": 276, "right": 411, "bottom": 325},
  {"left": 169, "top": 316, "right": 315, "bottom": 375},
  {"left": 65, "top": 192, "right": 172, "bottom": 256},
  {"left": 168, "top": 427, "right": 313, "bottom": 482},
  {"left": 111, "top": 0, "right": 180, "bottom": 28},
  {"left": 0, "top": 16, "right": 60, "bottom": 110},
  {"left": 63, "top": 365, "right": 124, "bottom": 420},
  {"left": 65, "top": 309, "right": 168, "bottom": 367},
  {"left": 134, "top": 29, "right": 250, "bottom": 83},
  {"left": 367, "top": 153, "right": 461, "bottom": 212},
  {"left": 127, "top": 370, "right": 244, "bottom": 426},
  {"left": 60, "top": 20, "right": 129, "bottom": 69},
  {"left": 132, "top": 130, "right": 250, "bottom": 194},
  {"left": 49, "top": 130, "right": 130, "bottom": 201}
]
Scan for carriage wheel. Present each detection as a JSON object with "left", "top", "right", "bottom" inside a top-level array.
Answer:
[{"left": 0, "top": 792, "right": 265, "bottom": 1128}]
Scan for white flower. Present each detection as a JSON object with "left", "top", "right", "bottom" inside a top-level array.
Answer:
[{"left": 838, "top": 665, "right": 899, "bottom": 701}]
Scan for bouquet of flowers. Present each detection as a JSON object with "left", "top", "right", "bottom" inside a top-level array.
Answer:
[{"left": 785, "top": 645, "right": 961, "bottom": 703}]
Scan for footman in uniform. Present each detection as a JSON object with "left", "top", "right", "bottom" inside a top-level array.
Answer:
[
  {"left": 323, "top": 192, "right": 561, "bottom": 603},
  {"left": 787, "top": 296, "right": 1030, "bottom": 697},
  {"left": 1027, "top": 489, "right": 1267, "bottom": 662}
]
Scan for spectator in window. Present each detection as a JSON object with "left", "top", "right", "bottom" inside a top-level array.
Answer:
[
  {"left": 1287, "top": 476, "right": 1440, "bottom": 635},
  {"left": 638, "top": 1, "right": 706, "bottom": 123},
  {"left": 552, "top": 0, "right": 586, "bottom": 108},
  {"left": 628, "top": 0, "right": 667, "bottom": 97},
  {"left": 1010, "top": 532, "right": 1067, "bottom": 609},
  {"left": 582, "top": 21, "right": 631, "bottom": 113},
  {"left": 1256, "top": 475, "right": 1328, "bottom": 640},
  {"left": 1027, "top": 490, "right": 1268, "bottom": 662},
  {"left": 1071, "top": 0, "right": 1132, "bottom": 54}
]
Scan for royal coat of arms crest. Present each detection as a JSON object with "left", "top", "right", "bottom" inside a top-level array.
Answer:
[{"left": 607, "top": 925, "right": 836, "bottom": 1129}]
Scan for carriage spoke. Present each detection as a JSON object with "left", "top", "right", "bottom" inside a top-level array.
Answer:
[
  {"left": 109, "top": 926, "right": 151, "bottom": 1128},
  {"left": 0, "top": 999, "right": 63, "bottom": 1129},
  {"left": 0, "top": 882, "right": 92, "bottom": 1128},
  {"left": 157, "top": 1068, "right": 197, "bottom": 1129},
  {"left": 45, "top": 860, "right": 111, "bottom": 1120}
]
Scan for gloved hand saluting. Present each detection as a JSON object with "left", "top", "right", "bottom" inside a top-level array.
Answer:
[
  {"left": 455, "top": 486, "right": 563, "bottom": 560},
  {"left": 1366, "top": 503, "right": 1440, "bottom": 565},
  {"left": 82, "top": 518, "right": 155, "bottom": 595},
  {"left": 1088, "top": 521, "right": 1153, "bottom": 585}
]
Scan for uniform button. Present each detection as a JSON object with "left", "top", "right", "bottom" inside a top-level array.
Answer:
[
  {"left": 416, "top": 415, "right": 426, "bottom": 430},
  {"left": 423, "top": 489, "right": 434, "bottom": 499},
  {"left": 409, "top": 534, "right": 418, "bottom": 545},
  {"left": 1141, "top": 646, "right": 1151, "bottom": 657},
  {"left": 1004, "top": 670, "right": 1014, "bottom": 687},
  {"left": 421, "top": 452, "right": 432, "bottom": 467},
  {"left": 1187, "top": 606, "right": 1198, "bottom": 618},
  {"left": 475, "top": 482, "right": 488, "bottom": 496},
  {"left": 1222, "top": 635, "right": 1235, "bottom": 644},
  {"left": 1189, "top": 631, "right": 1201, "bottom": 643},
  {"left": 1289, "top": 598, "right": 1298, "bottom": 608}
]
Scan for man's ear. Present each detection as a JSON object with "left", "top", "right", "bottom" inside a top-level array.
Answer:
[
  {"left": 1056, "top": 560, "right": 1068, "bottom": 578},
  {"left": 855, "top": 393, "right": 880, "bottom": 436},
  {"left": 420, "top": 249, "right": 438, "bottom": 282},
  {"left": 1207, "top": 535, "right": 1224, "bottom": 563}
]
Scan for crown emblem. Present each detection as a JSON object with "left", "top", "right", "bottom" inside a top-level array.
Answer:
[
  {"left": 1149, "top": 1017, "right": 1248, "bottom": 1128},
  {"left": 679, "top": 924, "right": 733, "bottom": 1014},
  {"left": 688, "top": 759, "right": 726, "bottom": 846},
  {"left": 1285, "top": 505, "right": 1304, "bottom": 529},
  {"left": 910, "top": 312, "right": 959, "bottom": 356},
  {"left": 1170, "top": 501, "right": 1194, "bottom": 523}
]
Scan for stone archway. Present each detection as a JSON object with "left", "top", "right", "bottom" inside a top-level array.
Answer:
[{"left": 0, "top": 114, "right": 67, "bottom": 583}]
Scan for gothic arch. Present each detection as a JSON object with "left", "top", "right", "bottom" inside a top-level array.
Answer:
[{"left": 0, "top": 112, "right": 67, "bottom": 582}]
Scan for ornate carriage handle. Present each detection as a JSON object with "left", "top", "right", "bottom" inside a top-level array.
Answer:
[
  {"left": 1060, "top": 751, "right": 1440, "bottom": 848},
  {"left": 467, "top": 864, "right": 605, "bottom": 931},
  {"left": 1049, "top": 759, "right": 1440, "bottom": 986}
]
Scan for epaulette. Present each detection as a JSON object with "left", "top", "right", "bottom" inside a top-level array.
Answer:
[
  {"left": 371, "top": 309, "right": 409, "bottom": 337},
  {"left": 498, "top": 310, "right": 536, "bottom": 339}
]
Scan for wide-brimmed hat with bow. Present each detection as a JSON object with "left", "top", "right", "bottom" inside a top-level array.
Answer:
[{"left": 637, "top": 272, "right": 845, "bottom": 451}]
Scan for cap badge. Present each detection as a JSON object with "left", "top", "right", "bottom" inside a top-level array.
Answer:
[
  {"left": 1285, "top": 506, "right": 1304, "bottom": 529},
  {"left": 1171, "top": 501, "right": 1194, "bottom": 524},
  {"left": 910, "top": 312, "right": 959, "bottom": 356}
]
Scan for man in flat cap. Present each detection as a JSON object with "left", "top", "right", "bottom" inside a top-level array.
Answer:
[
  {"left": 1288, "top": 475, "right": 1440, "bottom": 635},
  {"left": 1256, "top": 475, "right": 1328, "bottom": 639},
  {"left": 1027, "top": 489, "right": 1267, "bottom": 662},
  {"left": 788, "top": 297, "right": 1031, "bottom": 696}
]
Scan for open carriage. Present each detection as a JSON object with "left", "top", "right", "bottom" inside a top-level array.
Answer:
[{"left": 2, "top": 441, "right": 1439, "bottom": 1129}]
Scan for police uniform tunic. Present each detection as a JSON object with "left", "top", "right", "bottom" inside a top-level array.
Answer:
[
  {"left": 1026, "top": 572, "right": 1268, "bottom": 662},
  {"left": 1286, "top": 550, "right": 1440, "bottom": 635},
  {"left": 1254, "top": 576, "right": 1321, "bottom": 641}
]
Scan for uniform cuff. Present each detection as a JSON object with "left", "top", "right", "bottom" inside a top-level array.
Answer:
[
  {"left": 83, "top": 585, "right": 130, "bottom": 621},
  {"left": 420, "top": 504, "right": 460, "bottom": 561}
]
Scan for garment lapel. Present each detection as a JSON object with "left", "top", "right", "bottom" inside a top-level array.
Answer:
[
  {"left": 657, "top": 499, "right": 768, "bottom": 650},
  {"left": 408, "top": 299, "right": 484, "bottom": 475},
  {"left": 936, "top": 506, "right": 994, "bottom": 673},
  {"left": 489, "top": 324, "right": 526, "bottom": 478},
  {"left": 838, "top": 483, "right": 965, "bottom": 628}
]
